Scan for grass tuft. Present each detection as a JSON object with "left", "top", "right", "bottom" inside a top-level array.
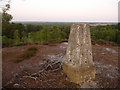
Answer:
[
  {"left": 11, "top": 47, "right": 38, "bottom": 63},
  {"left": 21, "top": 47, "right": 38, "bottom": 59},
  {"left": 12, "top": 58, "right": 23, "bottom": 63}
]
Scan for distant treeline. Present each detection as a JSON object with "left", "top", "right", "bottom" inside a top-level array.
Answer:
[
  {"left": 90, "top": 25, "right": 120, "bottom": 45},
  {"left": 2, "top": 22, "right": 120, "bottom": 47},
  {"left": 2, "top": 23, "right": 70, "bottom": 47}
]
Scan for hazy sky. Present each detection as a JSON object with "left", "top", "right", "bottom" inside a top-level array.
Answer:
[{"left": 2, "top": 0, "right": 119, "bottom": 22}]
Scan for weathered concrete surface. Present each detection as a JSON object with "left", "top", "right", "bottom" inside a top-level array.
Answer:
[{"left": 62, "top": 24, "right": 96, "bottom": 84}]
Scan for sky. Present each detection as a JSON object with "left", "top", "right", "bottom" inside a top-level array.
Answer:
[{"left": 0, "top": 0, "right": 119, "bottom": 22}]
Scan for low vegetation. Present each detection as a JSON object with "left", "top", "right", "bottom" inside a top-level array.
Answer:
[
  {"left": 11, "top": 47, "right": 38, "bottom": 63},
  {"left": 12, "top": 58, "right": 23, "bottom": 63},
  {"left": 21, "top": 47, "right": 38, "bottom": 59},
  {"left": 2, "top": 24, "right": 120, "bottom": 47},
  {"left": 2, "top": 25, "right": 70, "bottom": 47}
]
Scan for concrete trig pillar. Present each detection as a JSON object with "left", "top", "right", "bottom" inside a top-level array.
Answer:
[{"left": 62, "top": 24, "right": 96, "bottom": 84}]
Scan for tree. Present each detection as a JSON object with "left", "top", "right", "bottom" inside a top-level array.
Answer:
[
  {"left": 2, "top": 11, "right": 13, "bottom": 38},
  {"left": 2, "top": 12, "right": 13, "bottom": 24},
  {"left": 14, "top": 30, "right": 20, "bottom": 44},
  {"left": 2, "top": 0, "right": 13, "bottom": 38},
  {"left": 2, "top": 0, "right": 12, "bottom": 23},
  {"left": 25, "top": 24, "right": 41, "bottom": 33},
  {"left": 21, "top": 31, "right": 27, "bottom": 42},
  {"left": 27, "top": 32, "right": 33, "bottom": 43}
]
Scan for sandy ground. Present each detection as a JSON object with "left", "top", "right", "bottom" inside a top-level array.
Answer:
[{"left": 2, "top": 42, "right": 120, "bottom": 88}]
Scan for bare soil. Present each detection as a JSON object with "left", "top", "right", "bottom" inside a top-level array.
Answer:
[{"left": 2, "top": 42, "right": 120, "bottom": 88}]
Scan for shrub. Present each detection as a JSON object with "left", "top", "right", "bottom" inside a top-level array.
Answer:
[
  {"left": 27, "top": 47, "right": 38, "bottom": 51},
  {"left": 11, "top": 47, "right": 38, "bottom": 63},
  {"left": 2, "top": 36, "right": 14, "bottom": 47},
  {"left": 21, "top": 47, "right": 38, "bottom": 59},
  {"left": 14, "top": 42, "right": 28, "bottom": 47},
  {"left": 12, "top": 58, "right": 23, "bottom": 63},
  {"left": 96, "top": 39, "right": 108, "bottom": 44}
]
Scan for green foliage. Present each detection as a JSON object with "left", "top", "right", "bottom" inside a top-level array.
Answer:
[
  {"left": 2, "top": 10, "right": 14, "bottom": 39},
  {"left": 2, "top": 36, "right": 9, "bottom": 43},
  {"left": 25, "top": 24, "right": 42, "bottom": 33},
  {"left": 2, "top": 12, "right": 13, "bottom": 24},
  {"left": 90, "top": 25, "right": 120, "bottom": 45},
  {"left": 39, "top": 27, "right": 50, "bottom": 42},
  {"left": 21, "top": 31, "right": 27, "bottom": 42},
  {"left": 3, "top": 21, "right": 25, "bottom": 39},
  {"left": 24, "top": 25, "right": 67, "bottom": 45},
  {"left": 47, "top": 26, "right": 67, "bottom": 43},
  {"left": 61, "top": 25, "right": 70, "bottom": 39},
  {"left": 3, "top": 23, "right": 120, "bottom": 47},
  {"left": 27, "top": 32, "right": 35, "bottom": 43},
  {"left": 50, "top": 26, "right": 61, "bottom": 39},
  {"left": 14, "top": 30, "right": 20, "bottom": 44},
  {"left": 2, "top": 35, "right": 13, "bottom": 47}
]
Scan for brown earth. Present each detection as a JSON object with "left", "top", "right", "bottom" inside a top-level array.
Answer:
[{"left": 2, "top": 42, "right": 120, "bottom": 88}]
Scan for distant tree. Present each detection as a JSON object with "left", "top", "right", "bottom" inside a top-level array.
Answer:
[
  {"left": 61, "top": 25, "right": 70, "bottom": 39},
  {"left": 90, "top": 25, "right": 120, "bottom": 45},
  {"left": 14, "top": 30, "right": 20, "bottom": 44},
  {"left": 37, "top": 27, "right": 50, "bottom": 44},
  {"left": 21, "top": 31, "right": 27, "bottom": 42},
  {"left": 27, "top": 32, "right": 33, "bottom": 43},
  {"left": 25, "top": 24, "right": 41, "bottom": 33},
  {"left": 50, "top": 26, "right": 60, "bottom": 39},
  {"left": 60, "top": 30, "right": 67, "bottom": 39}
]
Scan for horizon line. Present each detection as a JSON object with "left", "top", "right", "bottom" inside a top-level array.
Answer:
[{"left": 11, "top": 20, "right": 118, "bottom": 23}]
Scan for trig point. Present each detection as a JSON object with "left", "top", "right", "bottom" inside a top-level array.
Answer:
[{"left": 62, "top": 24, "right": 96, "bottom": 84}]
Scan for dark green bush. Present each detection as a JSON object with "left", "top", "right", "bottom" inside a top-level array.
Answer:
[{"left": 2, "top": 36, "right": 14, "bottom": 47}]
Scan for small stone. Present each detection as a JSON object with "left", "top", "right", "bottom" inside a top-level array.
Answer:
[{"left": 13, "top": 83, "right": 21, "bottom": 88}]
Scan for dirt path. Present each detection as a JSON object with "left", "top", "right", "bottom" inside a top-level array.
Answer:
[{"left": 2, "top": 43, "right": 120, "bottom": 88}]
